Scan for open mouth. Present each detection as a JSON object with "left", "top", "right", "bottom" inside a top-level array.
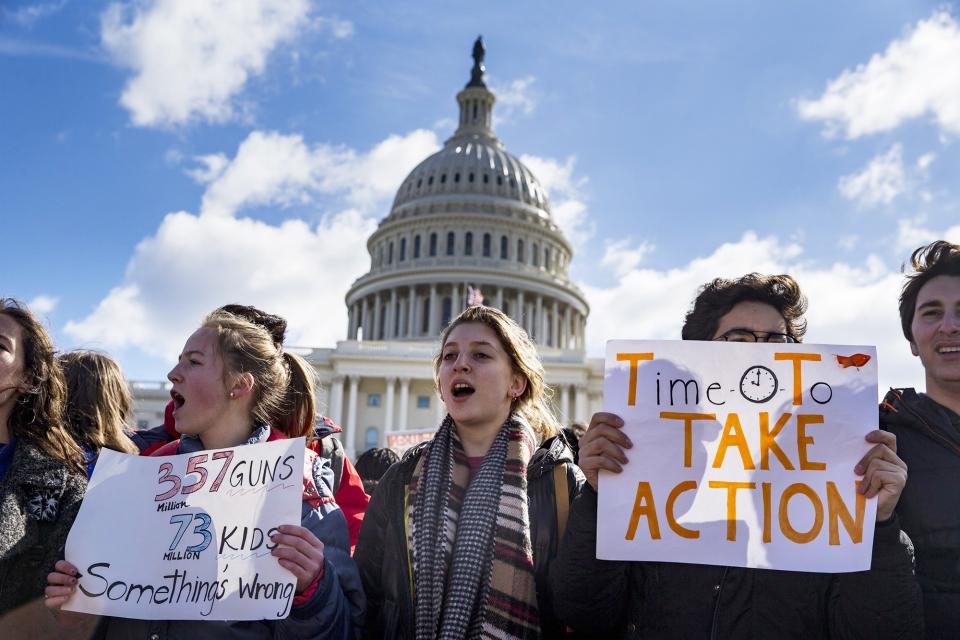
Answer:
[
  {"left": 451, "top": 383, "right": 475, "bottom": 398},
  {"left": 171, "top": 390, "right": 186, "bottom": 409}
]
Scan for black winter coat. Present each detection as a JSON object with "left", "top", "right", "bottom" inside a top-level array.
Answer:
[
  {"left": 881, "top": 388, "right": 960, "bottom": 639},
  {"left": 550, "top": 484, "right": 923, "bottom": 639},
  {"left": 354, "top": 434, "right": 584, "bottom": 640}
]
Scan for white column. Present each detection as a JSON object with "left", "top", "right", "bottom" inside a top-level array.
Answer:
[
  {"left": 451, "top": 283, "right": 460, "bottom": 316},
  {"left": 574, "top": 385, "right": 588, "bottom": 423},
  {"left": 560, "top": 384, "right": 570, "bottom": 423},
  {"left": 407, "top": 287, "right": 416, "bottom": 338},
  {"left": 398, "top": 377, "right": 410, "bottom": 430},
  {"left": 388, "top": 289, "right": 397, "bottom": 339},
  {"left": 517, "top": 290, "right": 525, "bottom": 332},
  {"left": 384, "top": 376, "right": 396, "bottom": 432},
  {"left": 564, "top": 306, "right": 572, "bottom": 349},
  {"left": 552, "top": 300, "right": 560, "bottom": 348},
  {"left": 535, "top": 295, "right": 543, "bottom": 342},
  {"left": 428, "top": 285, "right": 438, "bottom": 335},
  {"left": 329, "top": 375, "right": 344, "bottom": 426},
  {"left": 346, "top": 375, "right": 360, "bottom": 454},
  {"left": 372, "top": 293, "right": 382, "bottom": 340},
  {"left": 346, "top": 305, "right": 355, "bottom": 340},
  {"left": 361, "top": 298, "right": 371, "bottom": 341},
  {"left": 496, "top": 286, "right": 504, "bottom": 310}
]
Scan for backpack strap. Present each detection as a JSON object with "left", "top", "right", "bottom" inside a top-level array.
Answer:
[
  {"left": 553, "top": 462, "right": 569, "bottom": 539},
  {"left": 320, "top": 435, "right": 345, "bottom": 494}
]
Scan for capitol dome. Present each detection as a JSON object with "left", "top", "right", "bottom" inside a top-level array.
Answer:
[{"left": 344, "top": 38, "right": 589, "bottom": 353}]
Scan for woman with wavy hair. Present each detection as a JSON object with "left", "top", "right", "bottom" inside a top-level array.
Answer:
[
  {"left": 45, "top": 309, "right": 363, "bottom": 639},
  {"left": 59, "top": 350, "right": 139, "bottom": 477},
  {"left": 355, "top": 305, "right": 583, "bottom": 639},
  {"left": 0, "top": 298, "right": 87, "bottom": 614}
]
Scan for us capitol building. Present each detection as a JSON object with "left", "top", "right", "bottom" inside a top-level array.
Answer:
[{"left": 133, "top": 39, "right": 605, "bottom": 457}]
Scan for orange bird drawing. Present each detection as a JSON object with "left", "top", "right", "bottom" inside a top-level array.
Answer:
[{"left": 836, "top": 353, "right": 871, "bottom": 369}]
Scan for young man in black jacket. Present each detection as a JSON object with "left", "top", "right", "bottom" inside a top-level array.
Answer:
[
  {"left": 881, "top": 240, "right": 960, "bottom": 639},
  {"left": 551, "top": 273, "right": 923, "bottom": 639}
]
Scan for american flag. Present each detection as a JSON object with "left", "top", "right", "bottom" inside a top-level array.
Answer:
[{"left": 467, "top": 286, "right": 484, "bottom": 307}]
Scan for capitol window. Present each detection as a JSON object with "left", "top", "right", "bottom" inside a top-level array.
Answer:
[
  {"left": 400, "top": 237, "right": 407, "bottom": 261},
  {"left": 414, "top": 235, "right": 421, "bottom": 258},
  {"left": 454, "top": 172, "right": 460, "bottom": 183},
  {"left": 388, "top": 242, "right": 394, "bottom": 264},
  {"left": 364, "top": 427, "right": 379, "bottom": 451},
  {"left": 440, "top": 174, "right": 447, "bottom": 184},
  {"left": 517, "top": 238, "right": 525, "bottom": 262},
  {"left": 416, "top": 396, "right": 431, "bottom": 409},
  {"left": 483, "top": 233, "right": 492, "bottom": 257},
  {"left": 465, "top": 232, "right": 473, "bottom": 256},
  {"left": 500, "top": 235, "right": 508, "bottom": 259},
  {"left": 367, "top": 393, "right": 381, "bottom": 407},
  {"left": 446, "top": 232, "right": 455, "bottom": 256},
  {"left": 532, "top": 243, "right": 540, "bottom": 267},
  {"left": 429, "top": 233, "right": 437, "bottom": 256}
]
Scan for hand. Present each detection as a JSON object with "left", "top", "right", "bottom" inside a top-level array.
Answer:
[
  {"left": 271, "top": 524, "right": 325, "bottom": 593},
  {"left": 855, "top": 430, "right": 907, "bottom": 522},
  {"left": 45, "top": 560, "right": 80, "bottom": 609},
  {"left": 577, "top": 412, "right": 632, "bottom": 491}
]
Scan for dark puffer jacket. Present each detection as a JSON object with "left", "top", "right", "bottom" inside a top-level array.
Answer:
[
  {"left": 880, "top": 388, "right": 960, "bottom": 639},
  {"left": 550, "top": 484, "right": 923, "bottom": 639},
  {"left": 354, "top": 434, "right": 584, "bottom": 640},
  {"left": 0, "top": 440, "right": 87, "bottom": 614}
]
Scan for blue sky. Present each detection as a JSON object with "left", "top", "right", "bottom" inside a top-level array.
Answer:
[{"left": 3, "top": 0, "right": 959, "bottom": 392}]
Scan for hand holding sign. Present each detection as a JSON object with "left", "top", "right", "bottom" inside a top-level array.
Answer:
[
  {"left": 270, "top": 525, "right": 325, "bottom": 593},
  {"left": 578, "top": 412, "right": 630, "bottom": 490},
  {"left": 856, "top": 430, "right": 907, "bottom": 521}
]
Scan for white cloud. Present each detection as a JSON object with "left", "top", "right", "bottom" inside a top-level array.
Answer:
[
  {"left": 65, "top": 210, "right": 374, "bottom": 358},
  {"left": 65, "top": 128, "right": 438, "bottom": 359},
  {"left": 838, "top": 144, "right": 907, "bottom": 207},
  {"left": 600, "top": 239, "right": 654, "bottom": 277},
  {"left": 28, "top": 295, "right": 59, "bottom": 315},
  {"left": 313, "top": 15, "right": 353, "bottom": 40},
  {"left": 798, "top": 11, "right": 960, "bottom": 139},
  {"left": 580, "top": 232, "right": 926, "bottom": 393},
  {"left": 3, "top": 1, "right": 67, "bottom": 29},
  {"left": 895, "top": 217, "right": 960, "bottom": 253},
  {"left": 100, "top": 0, "right": 311, "bottom": 127},
  {"left": 490, "top": 76, "right": 538, "bottom": 127},
  {"left": 199, "top": 129, "right": 440, "bottom": 217},
  {"left": 519, "top": 154, "right": 592, "bottom": 244}
]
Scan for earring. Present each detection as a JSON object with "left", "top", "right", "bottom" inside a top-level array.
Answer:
[{"left": 229, "top": 391, "right": 235, "bottom": 399}]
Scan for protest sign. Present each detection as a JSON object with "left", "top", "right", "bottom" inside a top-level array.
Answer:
[
  {"left": 598, "top": 341, "right": 878, "bottom": 572},
  {"left": 63, "top": 437, "right": 305, "bottom": 620}
]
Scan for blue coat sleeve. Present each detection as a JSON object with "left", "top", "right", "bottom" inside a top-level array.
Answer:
[{"left": 272, "top": 456, "right": 366, "bottom": 639}]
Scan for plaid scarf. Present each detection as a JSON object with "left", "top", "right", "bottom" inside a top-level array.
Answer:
[{"left": 408, "top": 413, "right": 541, "bottom": 640}]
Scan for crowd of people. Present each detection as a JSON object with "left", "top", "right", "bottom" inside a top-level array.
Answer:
[{"left": 0, "top": 239, "right": 957, "bottom": 638}]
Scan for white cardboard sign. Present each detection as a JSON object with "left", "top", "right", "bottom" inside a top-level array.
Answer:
[
  {"left": 63, "top": 437, "right": 305, "bottom": 620},
  {"left": 598, "top": 341, "right": 878, "bottom": 573}
]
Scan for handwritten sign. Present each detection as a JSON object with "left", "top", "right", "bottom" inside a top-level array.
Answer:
[
  {"left": 385, "top": 430, "right": 434, "bottom": 454},
  {"left": 63, "top": 437, "right": 305, "bottom": 620},
  {"left": 598, "top": 341, "right": 878, "bottom": 573}
]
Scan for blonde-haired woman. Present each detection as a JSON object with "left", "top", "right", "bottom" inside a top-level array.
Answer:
[
  {"left": 355, "top": 305, "right": 583, "bottom": 639},
  {"left": 45, "top": 310, "right": 364, "bottom": 639},
  {"left": 58, "top": 351, "right": 139, "bottom": 476}
]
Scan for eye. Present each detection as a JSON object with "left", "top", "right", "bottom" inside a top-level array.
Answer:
[
  {"left": 442, "top": 352, "right": 456, "bottom": 361},
  {"left": 474, "top": 351, "right": 491, "bottom": 359},
  {"left": 189, "top": 358, "right": 202, "bottom": 366}
]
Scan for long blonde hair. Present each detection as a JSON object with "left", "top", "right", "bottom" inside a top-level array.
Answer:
[
  {"left": 203, "top": 310, "right": 316, "bottom": 438},
  {"left": 434, "top": 306, "right": 559, "bottom": 442},
  {"left": 59, "top": 351, "right": 139, "bottom": 456}
]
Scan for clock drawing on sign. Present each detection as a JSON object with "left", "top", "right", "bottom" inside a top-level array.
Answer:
[{"left": 739, "top": 365, "right": 779, "bottom": 403}]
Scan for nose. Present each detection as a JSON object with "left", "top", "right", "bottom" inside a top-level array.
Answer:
[
  {"left": 941, "top": 311, "right": 960, "bottom": 334},
  {"left": 453, "top": 353, "right": 471, "bottom": 371},
  {"left": 167, "top": 362, "right": 182, "bottom": 384}
]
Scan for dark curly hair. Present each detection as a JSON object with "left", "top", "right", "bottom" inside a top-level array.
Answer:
[
  {"left": 899, "top": 241, "right": 960, "bottom": 342},
  {"left": 1, "top": 298, "right": 85, "bottom": 474},
  {"left": 681, "top": 274, "right": 808, "bottom": 342}
]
